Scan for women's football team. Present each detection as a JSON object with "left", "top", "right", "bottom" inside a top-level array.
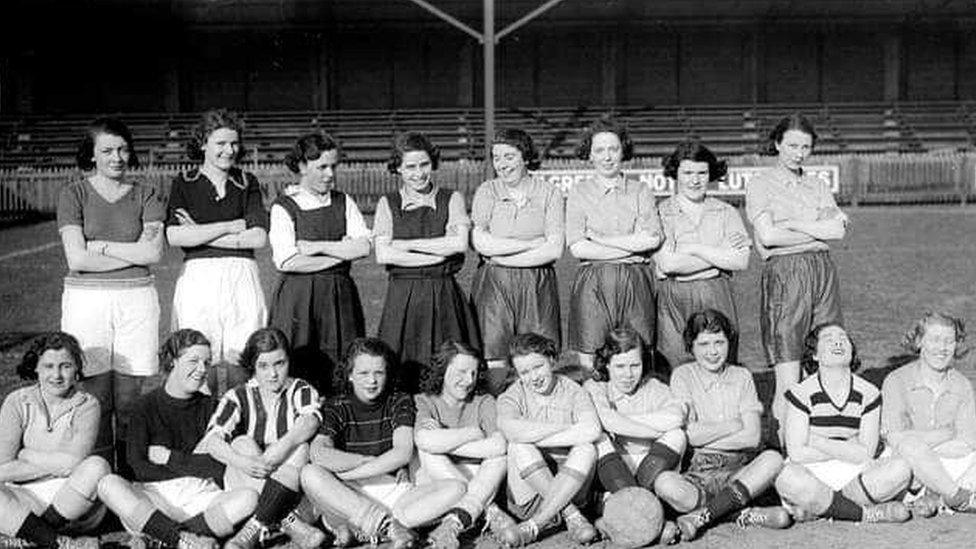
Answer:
[{"left": 2, "top": 110, "right": 972, "bottom": 549}]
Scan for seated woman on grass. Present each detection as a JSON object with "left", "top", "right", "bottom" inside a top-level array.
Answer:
[
  {"left": 0, "top": 332, "right": 110, "bottom": 549},
  {"left": 882, "top": 312, "right": 976, "bottom": 515},
  {"left": 97, "top": 329, "right": 258, "bottom": 549},
  {"left": 300, "top": 338, "right": 464, "bottom": 549},
  {"left": 654, "top": 310, "right": 789, "bottom": 542},
  {"left": 775, "top": 323, "right": 913, "bottom": 524},
  {"left": 203, "top": 328, "right": 324, "bottom": 549}
]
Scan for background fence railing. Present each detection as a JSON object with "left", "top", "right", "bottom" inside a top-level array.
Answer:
[{"left": 1, "top": 153, "right": 974, "bottom": 220}]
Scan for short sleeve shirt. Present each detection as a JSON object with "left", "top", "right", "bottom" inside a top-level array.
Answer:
[
  {"left": 744, "top": 166, "right": 839, "bottom": 260},
  {"left": 206, "top": 378, "right": 321, "bottom": 449},
  {"left": 414, "top": 393, "right": 497, "bottom": 435},
  {"left": 785, "top": 372, "right": 881, "bottom": 444},
  {"left": 497, "top": 375, "right": 595, "bottom": 426},
  {"left": 585, "top": 377, "right": 682, "bottom": 455},
  {"left": 670, "top": 363, "right": 763, "bottom": 426},
  {"left": 470, "top": 177, "right": 564, "bottom": 241},
  {"left": 319, "top": 392, "right": 415, "bottom": 456},
  {"left": 881, "top": 362, "right": 976, "bottom": 447},
  {"left": 655, "top": 195, "right": 749, "bottom": 280},
  {"left": 565, "top": 176, "right": 662, "bottom": 252},
  {"left": 57, "top": 178, "right": 165, "bottom": 280},
  {"left": 0, "top": 385, "right": 99, "bottom": 463}
]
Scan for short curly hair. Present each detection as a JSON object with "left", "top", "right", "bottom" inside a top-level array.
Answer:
[
  {"left": 285, "top": 132, "right": 341, "bottom": 174},
  {"left": 903, "top": 311, "right": 969, "bottom": 360},
  {"left": 764, "top": 113, "right": 818, "bottom": 156},
  {"left": 17, "top": 331, "right": 86, "bottom": 382},
  {"left": 492, "top": 128, "right": 541, "bottom": 171},
  {"left": 576, "top": 115, "right": 634, "bottom": 162},
  {"left": 387, "top": 131, "right": 440, "bottom": 174},
  {"left": 159, "top": 329, "right": 210, "bottom": 374},
  {"left": 592, "top": 326, "right": 647, "bottom": 383},
  {"left": 334, "top": 337, "right": 399, "bottom": 396},
  {"left": 508, "top": 332, "right": 559, "bottom": 363},
  {"left": 683, "top": 309, "right": 737, "bottom": 355},
  {"left": 238, "top": 328, "right": 292, "bottom": 378},
  {"left": 800, "top": 322, "right": 862, "bottom": 375},
  {"left": 662, "top": 140, "right": 727, "bottom": 183},
  {"left": 418, "top": 340, "right": 487, "bottom": 397},
  {"left": 76, "top": 117, "right": 140, "bottom": 171},
  {"left": 186, "top": 109, "right": 246, "bottom": 163}
]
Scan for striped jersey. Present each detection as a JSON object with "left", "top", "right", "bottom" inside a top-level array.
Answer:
[
  {"left": 785, "top": 371, "right": 881, "bottom": 442},
  {"left": 207, "top": 377, "right": 321, "bottom": 449},
  {"left": 319, "top": 392, "right": 415, "bottom": 457}
]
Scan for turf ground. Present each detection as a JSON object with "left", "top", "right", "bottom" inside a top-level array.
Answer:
[{"left": 2, "top": 204, "right": 976, "bottom": 548}]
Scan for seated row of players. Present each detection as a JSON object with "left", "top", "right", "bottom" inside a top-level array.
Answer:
[{"left": 2, "top": 309, "right": 974, "bottom": 548}]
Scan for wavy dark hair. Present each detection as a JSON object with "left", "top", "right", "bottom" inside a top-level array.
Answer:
[
  {"left": 238, "top": 328, "right": 292, "bottom": 378},
  {"left": 76, "top": 117, "right": 140, "bottom": 171},
  {"left": 334, "top": 337, "right": 399, "bottom": 396},
  {"left": 492, "top": 128, "right": 541, "bottom": 171},
  {"left": 387, "top": 131, "right": 440, "bottom": 174},
  {"left": 575, "top": 115, "right": 634, "bottom": 162},
  {"left": 800, "top": 322, "right": 862, "bottom": 375},
  {"left": 17, "top": 331, "right": 86, "bottom": 382},
  {"left": 593, "top": 326, "right": 647, "bottom": 383},
  {"left": 662, "top": 140, "right": 727, "bottom": 183},
  {"left": 508, "top": 332, "right": 559, "bottom": 363},
  {"left": 419, "top": 340, "right": 486, "bottom": 397},
  {"left": 683, "top": 309, "right": 737, "bottom": 355},
  {"left": 764, "top": 113, "right": 818, "bottom": 156},
  {"left": 159, "top": 329, "right": 211, "bottom": 374},
  {"left": 186, "top": 108, "right": 246, "bottom": 163},
  {"left": 285, "top": 132, "right": 341, "bottom": 174},
  {"left": 903, "top": 311, "right": 969, "bottom": 360}
]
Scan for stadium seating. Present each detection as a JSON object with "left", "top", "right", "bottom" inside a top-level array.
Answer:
[{"left": 1, "top": 101, "right": 974, "bottom": 169}]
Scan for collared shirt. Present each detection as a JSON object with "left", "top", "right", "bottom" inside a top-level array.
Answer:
[
  {"left": 471, "top": 177, "right": 564, "bottom": 241},
  {"left": 744, "top": 166, "right": 839, "bottom": 260},
  {"left": 670, "top": 362, "right": 763, "bottom": 427},
  {"left": 881, "top": 361, "right": 976, "bottom": 446},
  {"left": 268, "top": 185, "right": 370, "bottom": 270},
  {"left": 0, "top": 385, "right": 100, "bottom": 463},
  {"left": 785, "top": 371, "right": 881, "bottom": 443},
  {"left": 655, "top": 195, "right": 749, "bottom": 281},
  {"left": 585, "top": 377, "right": 682, "bottom": 454},
  {"left": 372, "top": 187, "right": 469, "bottom": 241},
  {"left": 207, "top": 377, "right": 321, "bottom": 449},
  {"left": 497, "top": 375, "right": 595, "bottom": 426},
  {"left": 565, "top": 175, "right": 661, "bottom": 251}
]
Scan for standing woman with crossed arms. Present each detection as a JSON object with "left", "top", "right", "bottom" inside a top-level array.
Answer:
[
  {"left": 167, "top": 109, "right": 269, "bottom": 395},
  {"left": 745, "top": 114, "right": 849, "bottom": 440}
]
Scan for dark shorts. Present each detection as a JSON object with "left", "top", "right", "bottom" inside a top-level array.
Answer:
[
  {"left": 568, "top": 262, "right": 656, "bottom": 354},
  {"left": 471, "top": 263, "right": 561, "bottom": 360},
  {"left": 683, "top": 450, "right": 753, "bottom": 500},
  {"left": 656, "top": 275, "right": 738, "bottom": 369},
  {"left": 760, "top": 251, "right": 843, "bottom": 365}
]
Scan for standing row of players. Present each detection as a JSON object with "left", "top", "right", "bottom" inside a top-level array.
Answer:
[
  {"left": 2, "top": 308, "right": 973, "bottom": 549},
  {"left": 56, "top": 109, "right": 844, "bottom": 472}
]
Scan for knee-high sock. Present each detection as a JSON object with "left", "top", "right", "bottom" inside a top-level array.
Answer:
[
  {"left": 703, "top": 480, "right": 750, "bottom": 524},
  {"left": 15, "top": 514, "right": 59, "bottom": 548},
  {"left": 824, "top": 492, "right": 863, "bottom": 521},
  {"left": 635, "top": 442, "right": 681, "bottom": 488},
  {"left": 597, "top": 452, "right": 637, "bottom": 494},
  {"left": 254, "top": 479, "right": 301, "bottom": 526}
]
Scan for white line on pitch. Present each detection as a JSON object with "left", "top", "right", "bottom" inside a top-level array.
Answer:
[{"left": 0, "top": 241, "right": 59, "bottom": 263}]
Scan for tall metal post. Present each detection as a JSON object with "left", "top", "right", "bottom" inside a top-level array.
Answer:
[{"left": 483, "top": 0, "right": 495, "bottom": 160}]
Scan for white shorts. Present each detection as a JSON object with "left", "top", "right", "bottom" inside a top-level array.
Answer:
[
  {"left": 135, "top": 477, "right": 223, "bottom": 523},
  {"left": 349, "top": 474, "right": 414, "bottom": 512},
  {"left": 172, "top": 257, "right": 267, "bottom": 364},
  {"left": 800, "top": 459, "right": 870, "bottom": 491},
  {"left": 61, "top": 282, "right": 160, "bottom": 377},
  {"left": 413, "top": 461, "right": 481, "bottom": 485},
  {"left": 6, "top": 479, "right": 105, "bottom": 533},
  {"left": 940, "top": 452, "right": 976, "bottom": 488}
]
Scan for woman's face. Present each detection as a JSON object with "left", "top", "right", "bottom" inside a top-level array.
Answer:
[
  {"left": 675, "top": 159, "right": 710, "bottom": 203},
  {"left": 170, "top": 344, "right": 211, "bottom": 395},
  {"left": 813, "top": 325, "right": 853, "bottom": 371},
  {"left": 492, "top": 143, "right": 527, "bottom": 185},
  {"left": 511, "top": 352, "right": 556, "bottom": 396},
  {"left": 300, "top": 149, "right": 339, "bottom": 195},
  {"left": 350, "top": 354, "right": 388, "bottom": 403},
  {"left": 918, "top": 322, "right": 956, "bottom": 373},
  {"left": 691, "top": 330, "right": 730, "bottom": 373},
  {"left": 589, "top": 132, "right": 624, "bottom": 179},
  {"left": 607, "top": 347, "right": 643, "bottom": 396},
  {"left": 398, "top": 150, "right": 434, "bottom": 193},
  {"left": 36, "top": 348, "right": 79, "bottom": 398},
  {"left": 93, "top": 132, "right": 131, "bottom": 180},
  {"left": 775, "top": 129, "right": 813, "bottom": 171},
  {"left": 441, "top": 354, "right": 479, "bottom": 403},
  {"left": 202, "top": 127, "right": 240, "bottom": 172},
  {"left": 253, "top": 348, "right": 289, "bottom": 393}
]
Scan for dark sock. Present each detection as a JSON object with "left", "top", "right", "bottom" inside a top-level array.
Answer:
[
  {"left": 446, "top": 508, "right": 473, "bottom": 530},
  {"left": 143, "top": 511, "right": 183, "bottom": 547},
  {"left": 182, "top": 513, "right": 217, "bottom": 537},
  {"left": 16, "top": 513, "right": 59, "bottom": 547},
  {"left": 254, "top": 479, "right": 301, "bottom": 525},
  {"left": 635, "top": 442, "right": 681, "bottom": 488},
  {"left": 705, "top": 480, "right": 751, "bottom": 523},
  {"left": 824, "top": 491, "right": 863, "bottom": 521},
  {"left": 40, "top": 505, "right": 68, "bottom": 530},
  {"left": 946, "top": 487, "right": 972, "bottom": 509},
  {"left": 597, "top": 452, "right": 638, "bottom": 493}
]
